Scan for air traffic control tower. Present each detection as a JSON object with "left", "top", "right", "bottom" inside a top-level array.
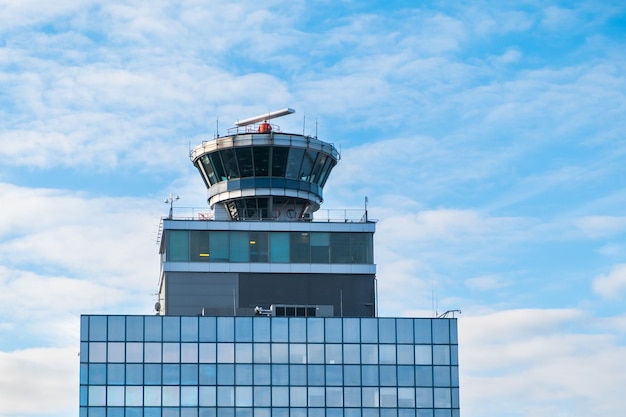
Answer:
[
  {"left": 157, "top": 109, "right": 377, "bottom": 317},
  {"left": 79, "top": 109, "right": 460, "bottom": 416}
]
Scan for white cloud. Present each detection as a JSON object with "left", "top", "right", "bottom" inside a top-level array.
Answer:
[
  {"left": 459, "top": 309, "right": 626, "bottom": 417},
  {"left": 576, "top": 215, "right": 626, "bottom": 238},
  {"left": 465, "top": 274, "right": 510, "bottom": 291},
  {"left": 592, "top": 264, "right": 626, "bottom": 300},
  {"left": 0, "top": 347, "right": 78, "bottom": 417}
]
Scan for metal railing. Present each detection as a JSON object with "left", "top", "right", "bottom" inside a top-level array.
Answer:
[{"left": 162, "top": 207, "right": 374, "bottom": 223}]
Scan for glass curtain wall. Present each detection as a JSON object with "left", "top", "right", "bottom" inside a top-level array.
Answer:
[{"left": 80, "top": 316, "right": 460, "bottom": 417}]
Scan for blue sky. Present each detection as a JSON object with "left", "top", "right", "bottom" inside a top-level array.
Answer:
[{"left": 1, "top": 0, "right": 625, "bottom": 416}]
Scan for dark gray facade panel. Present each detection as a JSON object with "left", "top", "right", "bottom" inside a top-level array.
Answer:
[
  {"left": 164, "top": 272, "right": 238, "bottom": 315},
  {"left": 239, "top": 273, "right": 375, "bottom": 317}
]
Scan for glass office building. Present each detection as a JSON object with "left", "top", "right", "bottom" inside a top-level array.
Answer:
[
  {"left": 80, "top": 316, "right": 459, "bottom": 417},
  {"left": 79, "top": 110, "right": 460, "bottom": 416}
]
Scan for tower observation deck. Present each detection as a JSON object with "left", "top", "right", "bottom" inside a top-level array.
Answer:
[{"left": 190, "top": 108, "right": 340, "bottom": 221}]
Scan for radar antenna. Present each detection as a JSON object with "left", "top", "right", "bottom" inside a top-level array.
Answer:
[{"left": 235, "top": 108, "right": 295, "bottom": 127}]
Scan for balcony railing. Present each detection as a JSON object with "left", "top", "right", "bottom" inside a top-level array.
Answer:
[{"left": 163, "top": 207, "right": 374, "bottom": 223}]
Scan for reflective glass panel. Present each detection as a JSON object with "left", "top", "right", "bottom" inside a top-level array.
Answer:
[
  {"left": 144, "top": 317, "right": 162, "bottom": 341},
  {"left": 199, "top": 343, "right": 216, "bottom": 363},
  {"left": 396, "top": 319, "right": 414, "bottom": 344},
  {"left": 269, "top": 232, "right": 289, "bottom": 262},
  {"left": 434, "top": 388, "right": 451, "bottom": 408},
  {"left": 378, "top": 318, "right": 396, "bottom": 343},
  {"left": 236, "top": 386, "right": 253, "bottom": 407},
  {"left": 432, "top": 320, "right": 450, "bottom": 344},
  {"left": 88, "top": 363, "right": 106, "bottom": 384},
  {"left": 344, "top": 364, "right": 360, "bottom": 386},
  {"left": 221, "top": 149, "right": 240, "bottom": 179},
  {"left": 253, "top": 147, "right": 270, "bottom": 177},
  {"left": 398, "top": 365, "right": 415, "bottom": 386},
  {"left": 181, "top": 364, "right": 199, "bottom": 385},
  {"left": 200, "top": 154, "right": 218, "bottom": 185},
  {"left": 89, "top": 316, "right": 107, "bottom": 341},
  {"left": 126, "top": 316, "right": 143, "bottom": 341},
  {"left": 379, "top": 345, "right": 396, "bottom": 364},
  {"left": 236, "top": 147, "right": 254, "bottom": 177},
  {"left": 285, "top": 147, "right": 304, "bottom": 179},
  {"left": 271, "top": 386, "right": 289, "bottom": 406},
  {"left": 181, "top": 386, "right": 199, "bottom": 407},
  {"left": 107, "top": 364, "right": 125, "bottom": 385},
  {"left": 361, "top": 344, "right": 378, "bottom": 364},
  {"left": 307, "top": 364, "right": 324, "bottom": 385},
  {"left": 254, "top": 386, "right": 271, "bottom": 406},
  {"left": 199, "top": 386, "right": 216, "bottom": 406},
  {"left": 144, "top": 364, "right": 162, "bottom": 385},
  {"left": 254, "top": 344, "right": 271, "bottom": 363},
  {"left": 380, "top": 388, "right": 397, "bottom": 408},
  {"left": 288, "top": 319, "right": 306, "bottom": 342},
  {"left": 253, "top": 364, "right": 271, "bottom": 385},
  {"left": 415, "top": 345, "right": 432, "bottom": 365},
  {"left": 217, "top": 364, "right": 234, "bottom": 384},
  {"left": 271, "top": 319, "right": 288, "bottom": 342},
  {"left": 163, "top": 343, "right": 180, "bottom": 362},
  {"left": 217, "top": 317, "right": 234, "bottom": 341},
  {"left": 235, "top": 343, "right": 252, "bottom": 363},
  {"left": 289, "top": 232, "right": 310, "bottom": 263},
  {"left": 308, "top": 386, "right": 325, "bottom": 407},
  {"left": 344, "top": 344, "right": 360, "bottom": 364},
  {"left": 89, "top": 342, "right": 106, "bottom": 362},
  {"left": 126, "top": 386, "right": 143, "bottom": 406},
  {"left": 144, "top": 385, "right": 161, "bottom": 406},
  {"left": 235, "top": 318, "right": 252, "bottom": 342},
  {"left": 144, "top": 343, "right": 161, "bottom": 363},
  {"left": 343, "top": 318, "right": 360, "bottom": 343},
  {"left": 271, "top": 147, "right": 289, "bottom": 177},
  {"left": 330, "top": 233, "right": 350, "bottom": 264},
  {"left": 325, "top": 319, "right": 342, "bottom": 343},
  {"left": 253, "top": 318, "right": 270, "bottom": 342},
  {"left": 181, "top": 343, "right": 199, "bottom": 363},
  {"left": 199, "top": 318, "right": 217, "bottom": 342},
  {"left": 168, "top": 230, "right": 189, "bottom": 262},
  {"left": 107, "top": 316, "right": 125, "bottom": 341},
  {"left": 163, "top": 364, "right": 180, "bottom": 385},
  {"left": 209, "top": 231, "right": 229, "bottom": 262},
  {"left": 415, "top": 388, "right": 433, "bottom": 408},
  {"left": 236, "top": 363, "right": 254, "bottom": 387},
  {"left": 433, "top": 345, "right": 450, "bottom": 365},
  {"left": 209, "top": 153, "right": 226, "bottom": 182},
  {"left": 289, "top": 344, "right": 306, "bottom": 364},
  {"left": 361, "top": 319, "right": 378, "bottom": 343},
  {"left": 380, "top": 365, "right": 397, "bottom": 386},
  {"left": 415, "top": 366, "right": 433, "bottom": 387},
  {"left": 361, "top": 365, "right": 379, "bottom": 386},
  {"left": 199, "top": 364, "right": 216, "bottom": 385},
  {"left": 290, "top": 387, "right": 307, "bottom": 407},
  {"left": 326, "top": 365, "right": 343, "bottom": 385},
  {"left": 362, "top": 387, "right": 379, "bottom": 407},
  {"left": 218, "top": 343, "right": 235, "bottom": 363},
  {"left": 433, "top": 366, "right": 451, "bottom": 387},
  {"left": 299, "top": 150, "right": 318, "bottom": 181},
  {"left": 230, "top": 231, "right": 250, "bottom": 262},
  {"left": 307, "top": 344, "right": 324, "bottom": 363}
]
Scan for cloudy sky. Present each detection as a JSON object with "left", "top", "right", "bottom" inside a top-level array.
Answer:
[{"left": 1, "top": 0, "right": 625, "bottom": 416}]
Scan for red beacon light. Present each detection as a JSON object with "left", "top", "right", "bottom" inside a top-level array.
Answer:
[{"left": 258, "top": 121, "right": 272, "bottom": 133}]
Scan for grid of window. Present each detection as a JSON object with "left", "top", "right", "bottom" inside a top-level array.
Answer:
[
  {"left": 80, "top": 316, "right": 460, "bottom": 417},
  {"left": 166, "top": 231, "right": 374, "bottom": 265}
]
